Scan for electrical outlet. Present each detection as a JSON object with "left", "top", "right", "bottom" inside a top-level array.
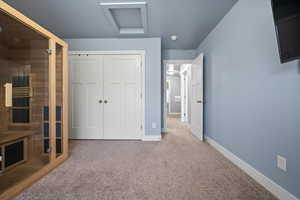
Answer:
[
  {"left": 277, "top": 155, "right": 287, "bottom": 172},
  {"left": 152, "top": 123, "right": 157, "bottom": 129}
]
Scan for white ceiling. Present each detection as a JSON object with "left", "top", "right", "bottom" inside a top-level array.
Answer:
[{"left": 3, "top": 0, "right": 238, "bottom": 49}]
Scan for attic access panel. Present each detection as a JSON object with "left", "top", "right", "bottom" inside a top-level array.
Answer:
[{"left": 100, "top": 2, "right": 148, "bottom": 34}]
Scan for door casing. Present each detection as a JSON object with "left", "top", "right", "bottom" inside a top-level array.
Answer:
[
  {"left": 180, "top": 70, "right": 189, "bottom": 122},
  {"left": 69, "top": 51, "right": 146, "bottom": 140}
]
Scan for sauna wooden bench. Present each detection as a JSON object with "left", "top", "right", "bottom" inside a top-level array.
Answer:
[{"left": 0, "top": 131, "right": 34, "bottom": 145}]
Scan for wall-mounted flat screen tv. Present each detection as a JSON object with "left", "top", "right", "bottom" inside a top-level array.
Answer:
[{"left": 271, "top": 0, "right": 300, "bottom": 63}]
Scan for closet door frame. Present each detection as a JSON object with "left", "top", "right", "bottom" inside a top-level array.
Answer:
[{"left": 69, "top": 51, "right": 146, "bottom": 140}]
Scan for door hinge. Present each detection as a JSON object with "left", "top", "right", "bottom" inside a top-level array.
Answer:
[
  {"left": 140, "top": 125, "right": 143, "bottom": 130},
  {"left": 140, "top": 93, "right": 143, "bottom": 99},
  {"left": 46, "top": 49, "right": 52, "bottom": 55}
]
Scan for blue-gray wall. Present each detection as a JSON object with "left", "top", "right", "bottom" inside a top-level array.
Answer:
[
  {"left": 197, "top": 0, "right": 300, "bottom": 198},
  {"left": 65, "top": 38, "right": 162, "bottom": 136},
  {"left": 163, "top": 49, "right": 197, "bottom": 60}
]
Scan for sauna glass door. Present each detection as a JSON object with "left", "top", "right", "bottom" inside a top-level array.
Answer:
[{"left": 0, "top": 9, "right": 51, "bottom": 194}]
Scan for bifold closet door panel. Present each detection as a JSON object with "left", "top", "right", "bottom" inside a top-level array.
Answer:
[
  {"left": 103, "top": 55, "right": 142, "bottom": 140},
  {"left": 70, "top": 55, "right": 104, "bottom": 139}
]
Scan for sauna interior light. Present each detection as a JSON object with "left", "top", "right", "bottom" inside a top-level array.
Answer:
[{"left": 4, "top": 83, "right": 12, "bottom": 107}]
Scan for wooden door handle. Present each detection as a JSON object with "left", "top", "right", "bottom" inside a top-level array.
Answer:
[{"left": 4, "top": 83, "right": 12, "bottom": 107}]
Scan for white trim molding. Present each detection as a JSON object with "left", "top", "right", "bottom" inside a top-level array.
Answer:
[
  {"left": 205, "top": 136, "right": 299, "bottom": 200},
  {"left": 161, "top": 128, "right": 168, "bottom": 133},
  {"left": 163, "top": 59, "right": 193, "bottom": 64},
  {"left": 69, "top": 50, "right": 146, "bottom": 56},
  {"left": 142, "top": 135, "right": 162, "bottom": 142},
  {"left": 192, "top": 131, "right": 203, "bottom": 141}
]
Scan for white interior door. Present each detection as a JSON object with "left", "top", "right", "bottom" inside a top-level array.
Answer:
[
  {"left": 70, "top": 55, "right": 103, "bottom": 139},
  {"left": 103, "top": 55, "right": 142, "bottom": 140},
  {"left": 191, "top": 54, "right": 204, "bottom": 141}
]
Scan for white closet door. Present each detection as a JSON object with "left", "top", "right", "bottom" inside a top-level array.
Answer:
[
  {"left": 103, "top": 55, "right": 142, "bottom": 140},
  {"left": 70, "top": 55, "right": 104, "bottom": 139},
  {"left": 191, "top": 54, "right": 204, "bottom": 141}
]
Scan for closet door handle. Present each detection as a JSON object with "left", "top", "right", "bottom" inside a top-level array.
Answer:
[
  {"left": 104, "top": 100, "right": 108, "bottom": 104},
  {"left": 99, "top": 100, "right": 103, "bottom": 104}
]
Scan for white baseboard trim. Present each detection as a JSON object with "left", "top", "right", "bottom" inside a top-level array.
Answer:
[
  {"left": 205, "top": 136, "right": 298, "bottom": 200},
  {"left": 142, "top": 135, "right": 162, "bottom": 141},
  {"left": 168, "top": 112, "right": 181, "bottom": 115},
  {"left": 192, "top": 132, "right": 203, "bottom": 141}
]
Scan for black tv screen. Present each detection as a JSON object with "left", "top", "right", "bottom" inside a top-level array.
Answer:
[{"left": 271, "top": 0, "right": 300, "bottom": 63}]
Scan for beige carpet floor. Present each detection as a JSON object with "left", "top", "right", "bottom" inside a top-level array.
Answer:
[{"left": 16, "top": 118, "right": 277, "bottom": 200}]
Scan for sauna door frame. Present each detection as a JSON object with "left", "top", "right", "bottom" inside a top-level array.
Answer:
[{"left": 0, "top": 1, "right": 69, "bottom": 200}]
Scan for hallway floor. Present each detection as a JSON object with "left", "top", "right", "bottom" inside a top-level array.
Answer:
[{"left": 16, "top": 118, "right": 277, "bottom": 200}]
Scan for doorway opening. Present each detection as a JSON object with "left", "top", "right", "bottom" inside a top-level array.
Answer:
[
  {"left": 163, "top": 61, "right": 192, "bottom": 132},
  {"left": 163, "top": 54, "right": 204, "bottom": 140}
]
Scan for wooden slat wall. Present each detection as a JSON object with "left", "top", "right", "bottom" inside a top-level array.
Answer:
[
  {"left": 0, "top": 40, "right": 49, "bottom": 160},
  {"left": 0, "top": 38, "right": 64, "bottom": 161},
  {"left": 0, "top": 44, "right": 14, "bottom": 131}
]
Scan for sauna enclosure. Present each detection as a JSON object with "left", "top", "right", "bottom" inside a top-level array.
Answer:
[{"left": 0, "top": 1, "right": 68, "bottom": 199}]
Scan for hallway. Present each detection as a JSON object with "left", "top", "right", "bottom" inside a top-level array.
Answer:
[{"left": 16, "top": 118, "right": 276, "bottom": 200}]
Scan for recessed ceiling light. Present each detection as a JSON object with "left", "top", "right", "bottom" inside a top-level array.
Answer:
[{"left": 171, "top": 35, "right": 177, "bottom": 41}]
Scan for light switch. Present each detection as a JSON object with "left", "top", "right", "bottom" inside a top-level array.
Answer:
[{"left": 277, "top": 155, "right": 287, "bottom": 172}]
